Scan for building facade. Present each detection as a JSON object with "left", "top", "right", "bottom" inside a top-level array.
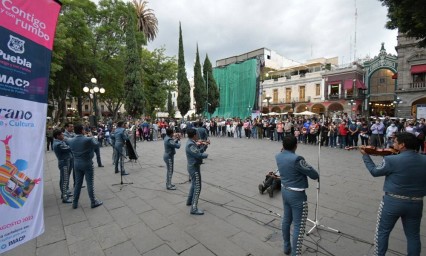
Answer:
[{"left": 394, "top": 34, "right": 426, "bottom": 119}]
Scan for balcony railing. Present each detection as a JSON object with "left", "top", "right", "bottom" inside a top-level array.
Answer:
[
  {"left": 270, "top": 97, "right": 311, "bottom": 105},
  {"left": 410, "top": 82, "right": 426, "bottom": 89},
  {"left": 325, "top": 94, "right": 365, "bottom": 100}
]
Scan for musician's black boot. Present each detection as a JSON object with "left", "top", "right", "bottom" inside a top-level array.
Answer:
[
  {"left": 190, "top": 208, "right": 204, "bottom": 215},
  {"left": 267, "top": 186, "right": 274, "bottom": 198},
  {"left": 258, "top": 184, "right": 265, "bottom": 194},
  {"left": 284, "top": 247, "right": 291, "bottom": 255},
  {"left": 91, "top": 199, "right": 103, "bottom": 208},
  {"left": 121, "top": 171, "right": 129, "bottom": 176}
]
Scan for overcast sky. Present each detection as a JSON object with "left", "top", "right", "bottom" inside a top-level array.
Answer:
[{"left": 93, "top": 0, "right": 398, "bottom": 76}]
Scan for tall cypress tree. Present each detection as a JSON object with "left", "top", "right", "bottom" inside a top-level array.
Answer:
[
  {"left": 167, "top": 89, "right": 175, "bottom": 118},
  {"left": 203, "top": 54, "right": 219, "bottom": 115},
  {"left": 176, "top": 22, "right": 190, "bottom": 117},
  {"left": 193, "top": 44, "right": 206, "bottom": 115},
  {"left": 124, "top": 3, "right": 144, "bottom": 117}
]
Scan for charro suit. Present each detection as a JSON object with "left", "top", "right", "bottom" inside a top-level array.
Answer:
[
  {"left": 276, "top": 150, "right": 319, "bottom": 256},
  {"left": 185, "top": 139, "right": 208, "bottom": 213},
  {"left": 363, "top": 150, "right": 426, "bottom": 256},
  {"left": 53, "top": 138, "right": 72, "bottom": 202},
  {"left": 113, "top": 127, "right": 128, "bottom": 174},
  {"left": 163, "top": 135, "right": 181, "bottom": 189},
  {"left": 67, "top": 135, "right": 100, "bottom": 208}
]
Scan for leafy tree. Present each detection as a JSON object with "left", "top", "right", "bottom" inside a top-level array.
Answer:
[
  {"left": 95, "top": 0, "right": 129, "bottom": 120},
  {"left": 193, "top": 45, "right": 206, "bottom": 114},
  {"left": 132, "top": 0, "right": 158, "bottom": 43},
  {"left": 123, "top": 2, "right": 144, "bottom": 117},
  {"left": 50, "top": 0, "right": 98, "bottom": 122},
  {"left": 176, "top": 23, "right": 191, "bottom": 117},
  {"left": 379, "top": 0, "right": 426, "bottom": 47},
  {"left": 203, "top": 55, "right": 220, "bottom": 115},
  {"left": 141, "top": 47, "right": 177, "bottom": 118}
]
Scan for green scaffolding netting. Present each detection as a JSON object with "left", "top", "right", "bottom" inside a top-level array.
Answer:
[{"left": 212, "top": 59, "right": 257, "bottom": 118}]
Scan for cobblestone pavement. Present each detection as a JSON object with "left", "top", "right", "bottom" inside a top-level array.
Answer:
[{"left": 4, "top": 136, "right": 425, "bottom": 256}]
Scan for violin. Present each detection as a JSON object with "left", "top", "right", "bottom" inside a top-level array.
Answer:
[
  {"left": 173, "top": 133, "right": 182, "bottom": 140},
  {"left": 360, "top": 145, "right": 399, "bottom": 156},
  {"left": 196, "top": 139, "right": 210, "bottom": 146}
]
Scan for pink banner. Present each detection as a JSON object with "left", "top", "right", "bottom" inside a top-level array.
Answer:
[
  {"left": 0, "top": 0, "right": 61, "bottom": 253},
  {"left": 0, "top": 0, "right": 61, "bottom": 50}
]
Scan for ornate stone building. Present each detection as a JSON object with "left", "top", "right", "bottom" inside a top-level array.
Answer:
[
  {"left": 363, "top": 43, "right": 398, "bottom": 117},
  {"left": 394, "top": 34, "right": 426, "bottom": 119}
]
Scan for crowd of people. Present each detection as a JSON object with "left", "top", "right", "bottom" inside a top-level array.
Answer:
[{"left": 92, "top": 114, "right": 425, "bottom": 154}]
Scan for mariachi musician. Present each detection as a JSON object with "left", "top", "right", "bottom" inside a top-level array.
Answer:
[
  {"left": 359, "top": 132, "right": 426, "bottom": 256},
  {"left": 112, "top": 121, "right": 129, "bottom": 176},
  {"left": 163, "top": 128, "right": 181, "bottom": 190}
]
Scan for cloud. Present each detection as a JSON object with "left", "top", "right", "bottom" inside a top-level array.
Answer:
[{"left": 93, "top": 0, "right": 398, "bottom": 76}]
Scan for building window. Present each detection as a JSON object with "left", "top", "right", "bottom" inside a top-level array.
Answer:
[
  {"left": 370, "top": 69, "right": 395, "bottom": 102},
  {"left": 413, "top": 73, "right": 425, "bottom": 83},
  {"left": 101, "top": 105, "right": 105, "bottom": 111},
  {"left": 286, "top": 88, "right": 291, "bottom": 103},
  {"left": 299, "top": 86, "right": 305, "bottom": 101},
  {"left": 273, "top": 89, "right": 278, "bottom": 103},
  {"left": 84, "top": 105, "right": 89, "bottom": 111},
  {"left": 315, "top": 84, "right": 320, "bottom": 96},
  {"left": 67, "top": 104, "right": 71, "bottom": 108},
  {"left": 330, "top": 84, "right": 339, "bottom": 97}
]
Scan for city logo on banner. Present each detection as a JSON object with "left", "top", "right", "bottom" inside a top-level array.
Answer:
[
  {"left": 0, "top": 34, "right": 32, "bottom": 70},
  {"left": 7, "top": 35, "right": 24, "bottom": 54}
]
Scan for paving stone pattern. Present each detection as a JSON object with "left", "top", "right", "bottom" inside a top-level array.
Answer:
[{"left": 3, "top": 137, "right": 425, "bottom": 256}]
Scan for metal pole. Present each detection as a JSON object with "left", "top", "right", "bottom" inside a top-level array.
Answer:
[
  {"left": 206, "top": 72, "right": 209, "bottom": 119},
  {"left": 93, "top": 93, "right": 98, "bottom": 128}
]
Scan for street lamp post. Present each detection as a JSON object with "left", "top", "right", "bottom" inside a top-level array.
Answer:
[
  {"left": 83, "top": 78, "right": 105, "bottom": 128},
  {"left": 393, "top": 96, "right": 403, "bottom": 117},
  {"left": 265, "top": 94, "right": 271, "bottom": 112},
  {"left": 348, "top": 99, "right": 355, "bottom": 120}
]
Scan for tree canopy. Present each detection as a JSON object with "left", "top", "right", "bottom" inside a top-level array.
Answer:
[
  {"left": 50, "top": 0, "right": 176, "bottom": 122},
  {"left": 380, "top": 0, "right": 426, "bottom": 47},
  {"left": 203, "top": 55, "right": 220, "bottom": 116},
  {"left": 193, "top": 45, "right": 206, "bottom": 115}
]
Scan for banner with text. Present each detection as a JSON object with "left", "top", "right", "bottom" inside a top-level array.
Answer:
[{"left": 0, "top": 0, "right": 61, "bottom": 253}]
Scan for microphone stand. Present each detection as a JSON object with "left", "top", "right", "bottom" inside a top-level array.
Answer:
[
  {"left": 307, "top": 116, "right": 340, "bottom": 235},
  {"left": 111, "top": 144, "right": 133, "bottom": 190}
]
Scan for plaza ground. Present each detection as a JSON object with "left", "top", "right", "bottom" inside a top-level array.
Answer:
[{"left": 4, "top": 136, "right": 425, "bottom": 256}]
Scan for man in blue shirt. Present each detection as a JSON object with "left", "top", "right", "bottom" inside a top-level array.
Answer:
[
  {"left": 276, "top": 135, "right": 319, "bottom": 255},
  {"left": 360, "top": 132, "right": 426, "bottom": 256}
]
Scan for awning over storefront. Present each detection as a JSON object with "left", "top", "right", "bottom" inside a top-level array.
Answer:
[
  {"left": 411, "top": 64, "right": 426, "bottom": 74},
  {"left": 344, "top": 80, "right": 353, "bottom": 90},
  {"left": 327, "top": 80, "right": 340, "bottom": 85},
  {"left": 355, "top": 79, "right": 367, "bottom": 90}
]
